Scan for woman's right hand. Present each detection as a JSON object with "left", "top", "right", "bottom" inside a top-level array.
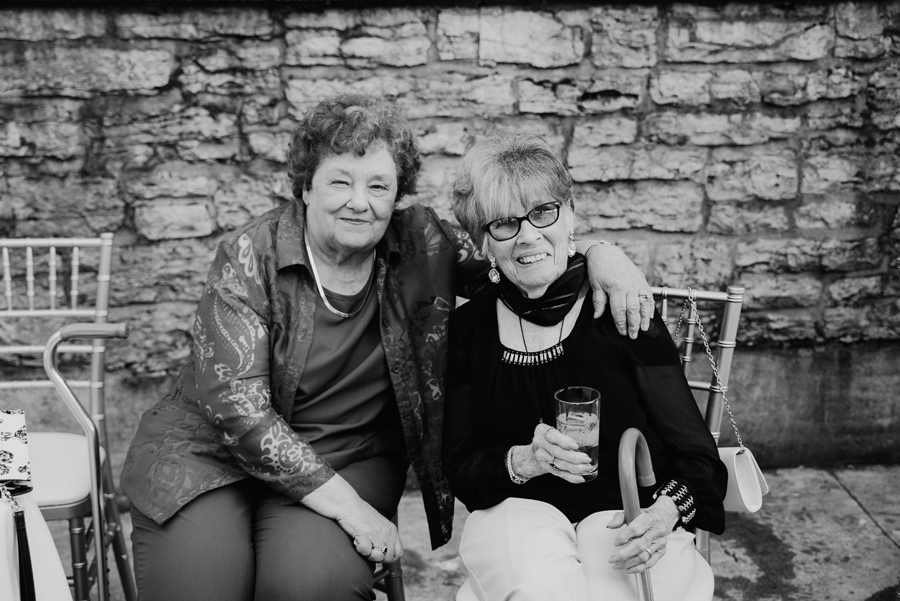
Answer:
[
  {"left": 510, "top": 423, "right": 595, "bottom": 483},
  {"left": 300, "top": 475, "right": 404, "bottom": 564},
  {"left": 338, "top": 500, "right": 404, "bottom": 564}
]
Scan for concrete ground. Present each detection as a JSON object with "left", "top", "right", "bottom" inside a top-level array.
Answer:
[{"left": 50, "top": 465, "right": 900, "bottom": 601}]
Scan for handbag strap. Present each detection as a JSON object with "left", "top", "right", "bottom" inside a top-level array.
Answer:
[
  {"left": 1, "top": 485, "right": 36, "bottom": 601},
  {"left": 672, "top": 289, "right": 745, "bottom": 450}
]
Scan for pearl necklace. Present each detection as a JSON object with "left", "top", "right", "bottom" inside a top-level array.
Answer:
[{"left": 305, "top": 238, "right": 374, "bottom": 319}]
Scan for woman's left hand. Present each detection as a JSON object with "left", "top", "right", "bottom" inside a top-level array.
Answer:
[
  {"left": 511, "top": 423, "right": 595, "bottom": 483},
  {"left": 606, "top": 495, "right": 680, "bottom": 573}
]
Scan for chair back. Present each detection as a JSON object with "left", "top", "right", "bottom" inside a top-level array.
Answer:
[
  {"left": 0, "top": 234, "right": 136, "bottom": 601},
  {"left": 653, "top": 285, "right": 744, "bottom": 445},
  {"left": 0, "top": 234, "right": 114, "bottom": 438},
  {"left": 652, "top": 284, "right": 745, "bottom": 562}
]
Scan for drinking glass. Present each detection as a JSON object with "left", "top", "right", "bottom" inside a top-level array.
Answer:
[{"left": 554, "top": 386, "right": 601, "bottom": 481}]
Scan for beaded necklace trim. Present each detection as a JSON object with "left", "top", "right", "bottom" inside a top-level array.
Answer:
[
  {"left": 502, "top": 308, "right": 566, "bottom": 366},
  {"left": 501, "top": 343, "right": 564, "bottom": 366}
]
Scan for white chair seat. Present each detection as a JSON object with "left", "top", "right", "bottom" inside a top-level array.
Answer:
[{"left": 29, "top": 432, "right": 105, "bottom": 508}]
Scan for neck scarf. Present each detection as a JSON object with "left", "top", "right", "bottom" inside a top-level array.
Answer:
[{"left": 498, "top": 254, "right": 587, "bottom": 326}]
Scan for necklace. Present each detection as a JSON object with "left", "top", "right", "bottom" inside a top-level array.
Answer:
[
  {"left": 519, "top": 314, "right": 564, "bottom": 352},
  {"left": 305, "top": 238, "right": 374, "bottom": 319},
  {"left": 503, "top": 314, "right": 566, "bottom": 366}
]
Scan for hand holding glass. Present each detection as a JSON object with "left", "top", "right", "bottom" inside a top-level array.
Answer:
[{"left": 555, "top": 386, "right": 600, "bottom": 482}]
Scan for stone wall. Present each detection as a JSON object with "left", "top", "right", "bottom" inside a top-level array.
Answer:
[{"left": 0, "top": 2, "right": 898, "bottom": 466}]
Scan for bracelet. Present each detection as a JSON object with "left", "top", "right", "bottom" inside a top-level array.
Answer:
[
  {"left": 584, "top": 240, "right": 613, "bottom": 259},
  {"left": 505, "top": 447, "right": 528, "bottom": 485},
  {"left": 653, "top": 479, "right": 696, "bottom": 526}
]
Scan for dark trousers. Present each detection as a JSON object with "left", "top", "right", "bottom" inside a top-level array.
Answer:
[{"left": 130, "top": 454, "right": 407, "bottom": 601}]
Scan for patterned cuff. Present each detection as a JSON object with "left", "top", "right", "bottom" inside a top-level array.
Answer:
[
  {"left": 505, "top": 447, "right": 528, "bottom": 485},
  {"left": 653, "top": 479, "right": 696, "bottom": 526}
]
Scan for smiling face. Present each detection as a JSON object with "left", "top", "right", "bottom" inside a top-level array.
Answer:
[
  {"left": 303, "top": 144, "right": 398, "bottom": 263},
  {"left": 487, "top": 200, "right": 574, "bottom": 299}
]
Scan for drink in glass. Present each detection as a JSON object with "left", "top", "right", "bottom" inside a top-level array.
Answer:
[{"left": 555, "top": 386, "right": 600, "bottom": 481}]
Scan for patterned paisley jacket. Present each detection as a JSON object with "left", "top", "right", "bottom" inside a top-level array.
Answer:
[{"left": 120, "top": 200, "right": 486, "bottom": 549}]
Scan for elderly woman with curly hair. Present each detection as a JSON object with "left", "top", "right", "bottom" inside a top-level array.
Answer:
[{"left": 120, "top": 94, "right": 653, "bottom": 601}]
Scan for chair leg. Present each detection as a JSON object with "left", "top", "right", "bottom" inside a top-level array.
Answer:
[
  {"left": 103, "top": 464, "right": 138, "bottom": 601},
  {"left": 105, "top": 491, "right": 138, "bottom": 601},
  {"left": 383, "top": 560, "right": 406, "bottom": 601},
  {"left": 695, "top": 529, "right": 711, "bottom": 564},
  {"left": 68, "top": 516, "right": 91, "bottom": 601}
]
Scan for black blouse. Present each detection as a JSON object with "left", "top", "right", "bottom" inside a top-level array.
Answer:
[{"left": 442, "top": 289, "right": 727, "bottom": 534}]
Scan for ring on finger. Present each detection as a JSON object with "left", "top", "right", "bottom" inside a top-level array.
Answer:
[{"left": 379, "top": 545, "right": 388, "bottom": 555}]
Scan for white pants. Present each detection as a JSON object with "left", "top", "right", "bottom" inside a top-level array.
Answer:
[{"left": 456, "top": 498, "right": 713, "bottom": 601}]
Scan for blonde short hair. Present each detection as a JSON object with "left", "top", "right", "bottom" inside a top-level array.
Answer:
[{"left": 452, "top": 129, "right": 574, "bottom": 249}]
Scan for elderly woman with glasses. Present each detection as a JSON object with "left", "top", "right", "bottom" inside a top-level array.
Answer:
[
  {"left": 120, "top": 95, "right": 654, "bottom": 601},
  {"left": 443, "top": 129, "right": 727, "bottom": 601}
]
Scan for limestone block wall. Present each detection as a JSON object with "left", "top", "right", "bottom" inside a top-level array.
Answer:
[{"left": 0, "top": 2, "right": 898, "bottom": 466}]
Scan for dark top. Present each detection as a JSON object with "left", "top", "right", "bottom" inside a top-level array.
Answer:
[
  {"left": 442, "top": 288, "right": 727, "bottom": 534},
  {"left": 290, "top": 276, "right": 405, "bottom": 472}
]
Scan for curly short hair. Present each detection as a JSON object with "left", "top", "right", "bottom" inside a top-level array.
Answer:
[
  {"left": 287, "top": 94, "right": 421, "bottom": 202},
  {"left": 452, "top": 129, "right": 575, "bottom": 251}
]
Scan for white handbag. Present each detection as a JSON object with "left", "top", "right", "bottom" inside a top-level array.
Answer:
[
  {"left": 1, "top": 410, "right": 72, "bottom": 601},
  {"left": 717, "top": 445, "right": 768, "bottom": 513},
  {"left": 673, "top": 296, "right": 770, "bottom": 513}
]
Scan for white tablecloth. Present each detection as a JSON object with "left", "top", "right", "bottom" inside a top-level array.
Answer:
[{"left": 1, "top": 491, "right": 72, "bottom": 601}]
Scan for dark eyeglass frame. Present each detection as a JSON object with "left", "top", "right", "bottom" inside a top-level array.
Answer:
[{"left": 484, "top": 202, "right": 562, "bottom": 242}]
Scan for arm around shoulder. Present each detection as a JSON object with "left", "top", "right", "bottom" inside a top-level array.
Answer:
[{"left": 577, "top": 240, "right": 653, "bottom": 338}]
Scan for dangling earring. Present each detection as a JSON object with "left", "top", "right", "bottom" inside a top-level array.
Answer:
[
  {"left": 488, "top": 256, "right": 501, "bottom": 284},
  {"left": 568, "top": 229, "right": 576, "bottom": 258}
]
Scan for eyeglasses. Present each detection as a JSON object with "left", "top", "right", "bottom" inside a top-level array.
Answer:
[{"left": 484, "top": 202, "right": 562, "bottom": 242}]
